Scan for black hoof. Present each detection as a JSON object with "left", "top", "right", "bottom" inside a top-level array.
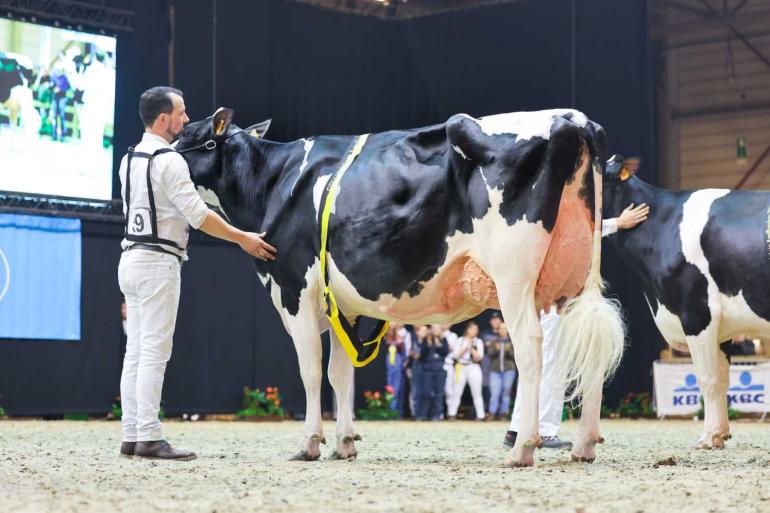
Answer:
[
  {"left": 290, "top": 451, "right": 320, "bottom": 462},
  {"left": 328, "top": 450, "right": 357, "bottom": 461}
]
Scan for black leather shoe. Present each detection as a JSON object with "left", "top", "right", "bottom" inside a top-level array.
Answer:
[
  {"left": 503, "top": 430, "right": 517, "bottom": 449},
  {"left": 120, "top": 441, "right": 136, "bottom": 457},
  {"left": 134, "top": 440, "right": 196, "bottom": 461}
]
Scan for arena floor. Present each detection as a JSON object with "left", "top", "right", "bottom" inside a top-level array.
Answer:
[{"left": 0, "top": 418, "right": 768, "bottom": 513}]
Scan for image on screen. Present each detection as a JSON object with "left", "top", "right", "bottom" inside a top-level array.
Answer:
[{"left": 0, "top": 18, "right": 116, "bottom": 200}]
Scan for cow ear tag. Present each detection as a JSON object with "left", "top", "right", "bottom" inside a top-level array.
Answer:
[
  {"left": 250, "top": 129, "right": 260, "bottom": 139},
  {"left": 620, "top": 157, "right": 641, "bottom": 181}
]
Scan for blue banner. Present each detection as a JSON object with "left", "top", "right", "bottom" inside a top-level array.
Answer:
[{"left": 0, "top": 213, "right": 81, "bottom": 340}]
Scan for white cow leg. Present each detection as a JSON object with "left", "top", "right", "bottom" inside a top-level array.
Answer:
[
  {"left": 327, "top": 331, "right": 359, "bottom": 459},
  {"left": 503, "top": 300, "right": 543, "bottom": 467},
  {"left": 689, "top": 328, "right": 731, "bottom": 449},
  {"left": 287, "top": 313, "right": 325, "bottom": 461},
  {"left": 571, "top": 382, "right": 603, "bottom": 462}
]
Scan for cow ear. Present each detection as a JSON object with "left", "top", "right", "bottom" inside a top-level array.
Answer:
[
  {"left": 620, "top": 157, "right": 641, "bottom": 181},
  {"left": 212, "top": 107, "right": 234, "bottom": 137},
  {"left": 245, "top": 119, "right": 271, "bottom": 140},
  {"left": 446, "top": 114, "right": 495, "bottom": 164}
]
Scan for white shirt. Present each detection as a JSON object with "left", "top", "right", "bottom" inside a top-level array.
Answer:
[
  {"left": 601, "top": 218, "right": 618, "bottom": 237},
  {"left": 119, "top": 133, "right": 210, "bottom": 260},
  {"left": 451, "top": 336, "right": 484, "bottom": 365}
]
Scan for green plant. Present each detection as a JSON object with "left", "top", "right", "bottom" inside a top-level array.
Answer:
[
  {"left": 357, "top": 386, "right": 398, "bottom": 420},
  {"left": 696, "top": 397, "right": 739, "bottom": 420},
  {"left": 0, "top": 405, "right": 6, "bottom": 417},
  {"left": 111, "top": 397, "right": 122, "bottom": 420},
  {"left": 63, "top": 414, "right": 89, "bottom": 421},
  {"left": 617, "top": 392, "right": 656, "bottom": 419},
  {"left": 236, "top": 387, "right": 286, "bottom": 418}
]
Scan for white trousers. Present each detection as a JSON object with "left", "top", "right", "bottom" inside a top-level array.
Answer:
[
  {"left": 118, "top": 250, "right": 181, "bottom": 442},
  {"left": 510, "top": 308, "right": 566, "bottom": 437},
  {"left": 447, "top": 363, "right": 485, "bottom": 419}
]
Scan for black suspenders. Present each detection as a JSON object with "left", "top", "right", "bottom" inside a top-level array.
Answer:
[{"left": 124, "top": 147, "right": 184, "bottom": 250}]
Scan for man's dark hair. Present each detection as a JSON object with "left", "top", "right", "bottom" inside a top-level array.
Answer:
[{"left": 139, "top": 86, "right": 183, "bottom": 127}]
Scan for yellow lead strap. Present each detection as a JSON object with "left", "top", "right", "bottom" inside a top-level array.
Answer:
[{"left": 319, "top": 134, "right": 389, "bottom": 367}]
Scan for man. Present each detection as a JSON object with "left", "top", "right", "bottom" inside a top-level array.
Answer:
[
  {"left": 504, "top": 202, "right": 650, "bottom": 449},
  {"left": 118, "top": 86, "right": 276, "bottom": 460}
]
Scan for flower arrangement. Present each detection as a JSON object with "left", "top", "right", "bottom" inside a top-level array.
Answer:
[
  {"left": 616, "top": 392, "right": 656, "bottom": 419},
  {"left": 357, "top": 385, "right": 398, "bottom": 420},
  {"left": 237, "top": 386, "right": 286, "bottom": 419}
]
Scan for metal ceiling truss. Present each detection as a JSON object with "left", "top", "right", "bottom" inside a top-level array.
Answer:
[
  {"left": 0, "top": 193, "right": 124, "bottom": 223},
  {"left": 0, "top": 0, "right": 133, "bottom": 33},
  {"left": 286, "top": 0, "right": 522, "bottom": 21}
]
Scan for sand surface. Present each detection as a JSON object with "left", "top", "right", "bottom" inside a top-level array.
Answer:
[{"left": 0, "top": 418, "right": 768, "bottom": 513}]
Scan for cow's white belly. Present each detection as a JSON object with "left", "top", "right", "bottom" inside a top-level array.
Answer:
[
  {"left": 646, "top": 290, "right": 770, "bottom": 348},
  {"left": 718, "top": 290, "right": 770, "bottom": 340}
]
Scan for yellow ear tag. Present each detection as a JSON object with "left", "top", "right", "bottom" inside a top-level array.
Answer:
[
  {"left": 250, "top": 129, "right": 260, "bottom": 139},
  {"left": 620, "top": 168, "right": 631, "bottom": 181},
  {"left": 215, "top": 120, "right": 225, "bottom": 135}
]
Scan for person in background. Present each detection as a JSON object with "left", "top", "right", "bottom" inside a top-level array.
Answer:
[
  {"left": 447, "top": 321, "right": 485, "bottom": 420},
  {"left": 406, "top": 325, "right": 422, "bottom": 418},
  {"left": 442, "top": 324, "right": 459, "bottom": 416},
  {"left": 414, "top": 325, "right": 449, "bottom": 421},
  {"left": 486, "top": 322, "right": 516, "bottom": 420},
  {"left": 385, "top": 323, "right": 407, "bottom": 417},
  {"left": 480, "top": 311, "right": 503, "bottom": 411}
]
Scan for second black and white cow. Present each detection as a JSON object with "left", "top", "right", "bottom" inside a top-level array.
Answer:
[
  {"left": 604, "top": 155, "right": 770, "bottom": 448},
  {"left": 176, "top": 108, "right": 625, "bottom": 466}
]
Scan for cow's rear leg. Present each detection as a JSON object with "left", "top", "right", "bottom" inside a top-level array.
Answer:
[
  {"left": 688, "top": 326, "right": 731, "bottom": 449},
  {"left": 286, "top": 313, "right": 326, "bottom": 461},
  {"left": 571, "top": 382, "right": 604, "bottom": 462},
  {"left": 327, "top": 331, "right": 360, "bottom": 460},
  {"left": 501, "top": 297, "right": 543, "bottom": 467}
]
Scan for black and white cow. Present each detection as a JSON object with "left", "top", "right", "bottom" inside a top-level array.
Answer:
[
  {"left": 604, "top": 155, "right": 770, "bottom": 448},
  {"left": 176, "top": 108, "right": 625, "bottom": 467},
  {"left": 0, "top": 52, "right": 39, "bottom": 136}
]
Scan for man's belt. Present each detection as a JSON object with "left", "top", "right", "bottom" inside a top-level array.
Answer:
[{"left": 125, "top": 243, "right": 182, "bottom": 263}]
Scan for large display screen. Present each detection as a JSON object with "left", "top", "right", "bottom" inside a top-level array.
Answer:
[{"left": 0, "top": 18, "right": 116, "bottom": 200}]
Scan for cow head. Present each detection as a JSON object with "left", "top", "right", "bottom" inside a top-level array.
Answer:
[
  {"left": 604, "top": 154, "right": 643, "bottom": 219},
  {"left": 176, "top": 107, "right": 271, "bottom": 191},
  {"left": 605, "top": 154, "right": 640, "bottom": 184}
]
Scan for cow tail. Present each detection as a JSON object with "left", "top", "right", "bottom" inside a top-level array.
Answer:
[{"left": 554, "top": 157, "right": 626, "bottom": 403}]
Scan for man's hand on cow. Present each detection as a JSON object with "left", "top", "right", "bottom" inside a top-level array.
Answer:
[
  {"left": 618, "top": 203, "right": 650, "bottom": 230},
  {"left": 239, "top": 231, "right": 277, "bottom": 261}
]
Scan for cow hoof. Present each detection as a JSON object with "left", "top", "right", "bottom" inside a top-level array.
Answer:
[
  {"left": 291, "top": 433, "right": 324, "bottom": 461},
  {"left": 290, "top": 450, "right": 321, "bottom": 461},
  {"left": 694, "top": 432, "right": 729, "bottom": 450},
  {"left": 505, "top": 448, "right": 534, "bottom": 467},
  {"left": 328, "top": 449, "right": 357, "bottom": 461},
  {"left": 571, "top": 453, "right": 596, "bottom": 464},
  {"left": 570, "top": 442, "right": 597, "bottom": 463},
  {"left": 329, "top": 435, "right": 358, "bottom": 460}
]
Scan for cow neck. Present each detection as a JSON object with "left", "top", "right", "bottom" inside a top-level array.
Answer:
[
  {"left": 218, "top": 136, "right": 285, "bottom": 233},
  {"left": 607, "top": 177, "right": 682, "bottom": 283}
]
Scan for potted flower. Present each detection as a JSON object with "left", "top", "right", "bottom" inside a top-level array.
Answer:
[
  {"left": 357, "top": 386, "right": 398, "bottom": 420},
  {"left": 237, "top": 386, "right": 287, "bottom": 421}
]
